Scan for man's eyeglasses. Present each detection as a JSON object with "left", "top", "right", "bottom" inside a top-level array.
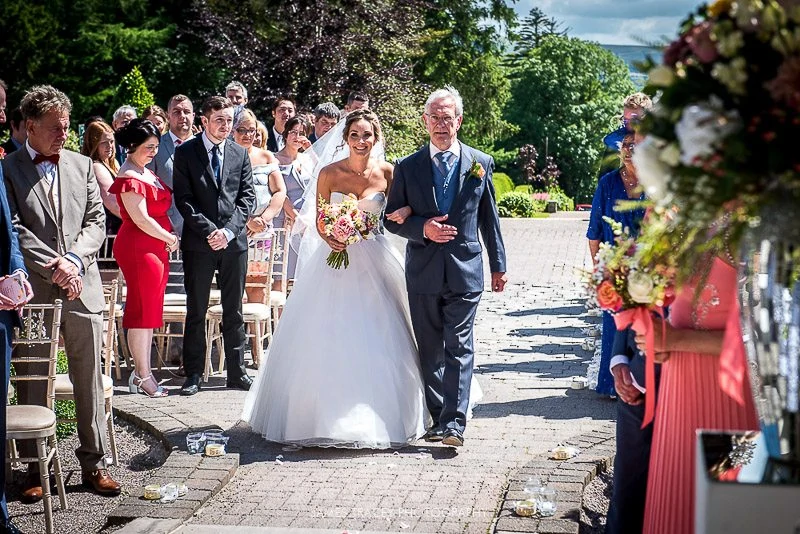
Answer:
[
  {"left": 425, "top": 114, "right": 456, "bottom": 126},
  {"left": 236, "top": 128, "right": 257, "bottom": 136}
]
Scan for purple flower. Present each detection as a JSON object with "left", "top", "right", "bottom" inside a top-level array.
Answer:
[
  {"left": 765, "top": 56, "right": 800, "bottom": 111},
  {"left": 687, "top": 22, "right": 719, "bottom": 64}
]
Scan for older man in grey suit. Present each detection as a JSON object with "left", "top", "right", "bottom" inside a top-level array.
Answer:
[{"left": 2, "top": 85, "right": 121, "bottom": 501}]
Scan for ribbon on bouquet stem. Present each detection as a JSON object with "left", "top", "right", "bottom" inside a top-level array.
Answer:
[{"left": 613, "top": 306, "right": 665, "bottom": 429}]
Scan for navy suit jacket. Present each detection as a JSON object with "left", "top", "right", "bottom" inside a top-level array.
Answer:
[
  {"left": 385, "top": 143, "right": 506, "bottom": 294},
  {"left": 0, "top": 165, "right": 27, "bottom": 327},
  {"left": 173, "top": 134, "right": 254, "bottom": 253}
]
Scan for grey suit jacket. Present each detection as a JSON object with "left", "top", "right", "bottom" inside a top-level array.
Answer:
[
  {"left": 385, "top": 142, "right": 506, "bottom": 294},
  {"left": 2, "top": 149, "right": 106, "bottom": 313},
  {"left": 173, "top": 134, "right": 254, "bottom": 253},
  {"left": 147, "top": 132, "right": 184, "bottom": 234}
]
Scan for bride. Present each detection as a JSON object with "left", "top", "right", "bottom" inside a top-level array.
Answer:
[{"left": 242, "top": 109, "right": 431, "bottom": 448}]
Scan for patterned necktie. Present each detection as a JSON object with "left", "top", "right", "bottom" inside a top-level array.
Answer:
[
  {"left": 436, "top": 151, "right": 455, "bottom": 192},
  {"left": 211, "top": 144, "right": 221, "bottom": 186}
]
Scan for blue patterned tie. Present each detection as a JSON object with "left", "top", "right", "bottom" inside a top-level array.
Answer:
[
  {"left": 434, "top": 151, "right": 456, "bottom": 213},
  {"left": 211, "top": 144, "right": 221, "bottom": 186}
]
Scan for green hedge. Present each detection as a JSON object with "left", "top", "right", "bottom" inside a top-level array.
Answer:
[
  {"left": 497, "top": 191, "right": 536, "bottom": 218},
  {"left": 493, "top": 172, "right": 514, "bottom": 198}
]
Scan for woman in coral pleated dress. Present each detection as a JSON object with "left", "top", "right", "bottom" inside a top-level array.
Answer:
[{"left": 637, "top": 253, "right": 758, "bottom": 534}]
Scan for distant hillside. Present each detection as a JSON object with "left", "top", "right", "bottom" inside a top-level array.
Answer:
[{"left": 602, "top": 44, "right": 662, "bottom": 88}]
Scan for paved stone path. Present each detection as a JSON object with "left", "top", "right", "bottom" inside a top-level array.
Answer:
[{"left": 114, "top": 214, "right": 616, "bottom": 533}]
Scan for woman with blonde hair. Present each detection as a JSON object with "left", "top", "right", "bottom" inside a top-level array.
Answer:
[
  {"left": 81, "top": 120, "right": 123, "bottom": 232},
  {"left": 141, "top": 105, "right": 169, "bottom": 135},
  {"left": 254, "top": 120, "right": 269, "bottom": 149}
]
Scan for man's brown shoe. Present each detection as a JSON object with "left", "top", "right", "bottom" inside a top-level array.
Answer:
[
  {"left": 20, "top": 472, "right": 43, "bottom": 504},
  {"left": 81, "top": 469, "right": 121, "bottom": 496}
]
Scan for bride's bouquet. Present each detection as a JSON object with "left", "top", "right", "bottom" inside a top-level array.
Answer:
[{"left": 317, "top": 194, "right": 380, "bottom": 269}]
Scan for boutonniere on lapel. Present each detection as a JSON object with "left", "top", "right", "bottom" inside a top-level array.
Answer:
[
  {"left": 468, "top": 158, "right": 485, "bottom": 180},
  {"left": 0, "top": 147, "right": 5, "bottom": 160}
]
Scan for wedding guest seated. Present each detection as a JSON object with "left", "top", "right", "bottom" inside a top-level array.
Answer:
[
  {"left": 81, "top": 120, "right": 122, "bottom": 233},
  {"left": 231, "top": 109, "right": 287, "bottom": 234},
  {"left": 141, "top": 104, "right": 169, "bottom": 135},
  {"left": 309, "top": 102, "right": 340, "bottom": 143},
  {"left": 110, "top": 119, "right": 177, "bottom": 398}
]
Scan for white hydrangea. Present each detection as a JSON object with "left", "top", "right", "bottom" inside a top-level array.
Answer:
[
  {"left": 674, "top": 98, "right": 741, "bottom": 166},
  {"left": 632, "top": 136, "right": 673, "bottom": 205}
]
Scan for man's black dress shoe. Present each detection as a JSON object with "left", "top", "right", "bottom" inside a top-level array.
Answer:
[
  {"left": 226, "top": 374, "right": 253, "bottom": 391},
  {"left": 442, "top": 429, "right": 464, "bottom": 447},
  {"left": 180, "top": 374, "right": 202, "bottom": 396},
  {"left": 423, "top": 426, "right": 444, "bottom": 442},
  {"left": 1, "top": 519, "right": 21, "bottom": 534}
]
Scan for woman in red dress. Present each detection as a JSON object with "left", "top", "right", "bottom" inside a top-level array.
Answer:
[
  {"left": 111, "top": 119, "right": 178, "bottom": 397},
  {"left": 637, "top": 255, "right": 758, "bottom": 533}
]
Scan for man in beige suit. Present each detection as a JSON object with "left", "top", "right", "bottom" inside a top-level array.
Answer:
[{"left": 1, "top": 85, "right": 121, "bottom": 501}]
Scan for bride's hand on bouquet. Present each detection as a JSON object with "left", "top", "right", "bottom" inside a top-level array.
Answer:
[
  {"left": 324, "top": 236, "right": 346, "bottom": 253},
  {"left": 386, "top": 206, "right": 412, "bottom": 224}
]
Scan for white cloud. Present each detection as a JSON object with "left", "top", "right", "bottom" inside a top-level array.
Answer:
[{"left": 514, "top": 0, "right": 704, "bottom": 45}]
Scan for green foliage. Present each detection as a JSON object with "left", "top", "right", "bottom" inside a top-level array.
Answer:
[
  {"left": 497, "top": 191, "right": 536, "bottom": 218},
  {"left": 514, "top": 184, "right": 533, "bottom": 194},
  {"left": 110, "top": 66, "right": 155, "bottom": 116},
  {"left": 509, "top": 7, "right": 568, "bottom": 66},
  {"left": 493, "top": 172, "right": 514, "bottom": 198},
  {"left": 54, "top": 351, "right": 76, "bottom": 440},
  {"left": 547, "top": 185, "right": 575, "bottom": 211},
  {"left": 64, "top": 129, "right": 81, "bottom": 153},
  {"left": 506, "top": 35, "right": 636, "bottom": 203}
]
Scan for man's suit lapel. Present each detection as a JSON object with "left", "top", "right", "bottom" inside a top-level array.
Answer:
[
  {"left": 161, "top": 133, "right": 175, "bottom": 167},
  {"left": 16, "top": 151, "right": 57, "bottom": 224},
  {"left": 414, "top": 145, "right": 439, "bottom": 212},
  {"left": 220, "top": 142, "right": 236, "bottom": 194},
  {"left": 452, "top": 144, "right": 477, "bottom": 211}
]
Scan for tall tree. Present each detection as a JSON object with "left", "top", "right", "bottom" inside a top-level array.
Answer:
[
  {"left": 506, "top": 35, "right": 636, "bottom": 201},
  {"left": 415, "top": 0, "right": 518, "bottom": 150}
]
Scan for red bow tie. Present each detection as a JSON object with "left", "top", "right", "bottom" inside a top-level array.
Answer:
[{"left": 32, "top": 153, "right": 59, "bottom": 165}]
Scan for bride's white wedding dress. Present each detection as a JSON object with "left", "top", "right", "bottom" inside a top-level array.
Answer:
[{"left": 242, "top": 192, "right": 431, "bottom": 448}]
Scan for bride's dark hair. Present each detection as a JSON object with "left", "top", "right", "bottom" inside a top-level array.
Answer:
[{"left": 343, "top": 109, "right": 382, "bottom": 144}]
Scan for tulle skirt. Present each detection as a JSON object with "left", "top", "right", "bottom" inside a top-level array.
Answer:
[{"left": 242, "top": 235, "right": 431, "bottom": 448}]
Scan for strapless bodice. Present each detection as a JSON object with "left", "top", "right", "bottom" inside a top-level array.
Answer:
[{"left": 330, "top": 191, "right": 386, "bottom": 216}]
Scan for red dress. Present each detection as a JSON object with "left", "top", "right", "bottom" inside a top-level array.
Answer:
[
  {"left": 108, "top": 174, "right": 172, "bottom": 329},
  {"left": 644, "top": 258, "right": 758, "bottom": 534}
]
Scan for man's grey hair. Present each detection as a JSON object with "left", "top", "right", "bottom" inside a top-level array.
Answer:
[
  {"left": 0, "top": 79, "right": 7, "bottom": 91},
  {"left": 20, "top": 85, "right": 72, "bottom": 121},
  {"left": 113, "top": 105, "right": 137, "bottom": 123},
  {"left": 425, "top": 85, "right": 464, "bottom": 117},
  {"left": 226, "top": 81, "right": 248, "bottom": 99},
  {"left": 314, "top": 102, "right": 340, "bottom": 120}
]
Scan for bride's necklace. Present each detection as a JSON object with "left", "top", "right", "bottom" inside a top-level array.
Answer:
[{"left": 349, "top": 161, "right": 373, "bottom": 178}]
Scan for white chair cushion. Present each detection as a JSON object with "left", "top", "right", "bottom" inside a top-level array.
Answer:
[
  {"left": 54, "top": 374, "right": 114, "bottom": 399},
  {"left": 209, "top": 289, "right": 222, "bottom": 305},
  {"left": 163, "top": 293, "right": 187, "bottom": 306},
  {"left": 269, "top": 291, "right": 286, "bottom": 307},
  {"left": 241, "top": 303, "right": 270, "bottom": 320},
  {"left": 207, "top": 304, "right": 223, "bottom": 318},
  {"left": 162, "top": 305, "right": 187, "bottom": 321},
  {"left": 6, "top": 405, "right": 56, "bottom": 437}
]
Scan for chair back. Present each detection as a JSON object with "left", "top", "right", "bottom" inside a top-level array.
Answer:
[
  {"left": 98, "top": 234, "right": 119, "bottom": 283},
  {"left": 102, "top": 279, "right": 119, "bottom": 377},
  {"left": 245, "top": 233, "right": 275, "bottom": 305},
  {"left": 270, "top": 228, "right": 289, "bottom": 294},
  {"left": 11, "top": 300, "right": 64, "bottom": 410},
  {"left": 166, "top": 246, "right": 184, "bottom": 294}
]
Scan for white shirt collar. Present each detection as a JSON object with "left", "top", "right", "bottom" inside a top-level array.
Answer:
[
  {"left": 202, "top": 132, "right": 226, "bottom": 153},
  {"left": 169, "top": 131, "right": 185, "bottom": 147},
  {"left": 429, "top": 140, "right": 461, "bottom": 160},
  {"left": 273, "top": 126, "right": 283, "bottom": 140},
  {"left": 25, "top": 141, "right": 39, "bottom": 162}
]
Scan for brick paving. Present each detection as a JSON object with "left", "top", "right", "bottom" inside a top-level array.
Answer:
[{"left": 114, "top": 214, "right": 617, "bottom": 533}]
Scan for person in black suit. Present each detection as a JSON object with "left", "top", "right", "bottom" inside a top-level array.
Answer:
[
  {"left": 605, "top": 328, "right": 661, "bottom": 534},
  {"left": 266, "top": 96, "right": 296, "bottom": 153},
  {"left": 308, "top": 102, "right": 340, "bottom": 144},
  {"left": 2, "top": 107, "right": 26, "bottom": 156},
  {"left": 173, "top": 96, "right": 255, "bottom": 395}
]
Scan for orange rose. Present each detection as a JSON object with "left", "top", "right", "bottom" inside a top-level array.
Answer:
[{"left": 597, "top": 280, "right": 623, "bottom": 311}]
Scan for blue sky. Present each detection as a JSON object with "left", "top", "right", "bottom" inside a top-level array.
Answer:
[{"left": 513, "top": 0, "right": 704, "bottom": 45}]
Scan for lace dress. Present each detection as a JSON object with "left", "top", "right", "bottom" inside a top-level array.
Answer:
[{"left": 643, "top": 258, "right": 758, "bottom": 534}]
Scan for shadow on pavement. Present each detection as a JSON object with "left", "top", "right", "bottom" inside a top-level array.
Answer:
[
  {"left": 506, "top": 304, "right": 588, "bottom": 317},
  {"left": 472, "top": 389, "right": 616, "bottom": 421}
]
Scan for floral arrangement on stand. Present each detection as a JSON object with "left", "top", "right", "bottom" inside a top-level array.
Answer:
[{"left": 632, "top": 0, "right": 800, "bottom": 281}]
